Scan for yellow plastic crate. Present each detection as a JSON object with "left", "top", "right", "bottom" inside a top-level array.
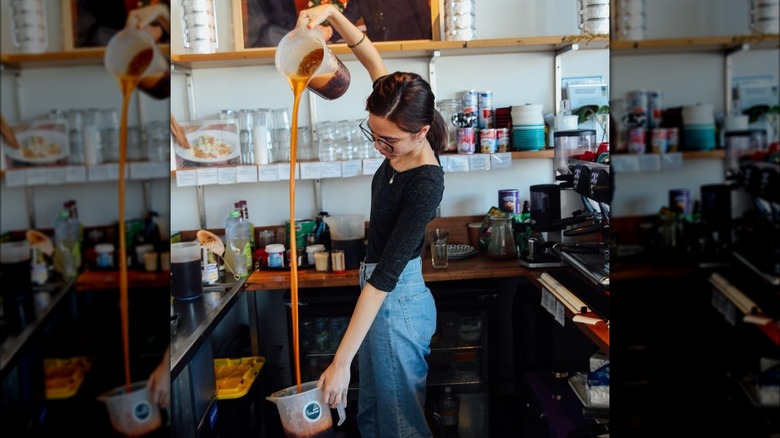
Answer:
[
  {"left": 44, "top": 356, "right": 93, "bottom": 400},
  {"left": 214, "top": 356, "right": 265, "bottom": 400}
]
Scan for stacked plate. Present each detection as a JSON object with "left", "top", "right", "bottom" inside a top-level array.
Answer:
[
  {"left": 682, "top": 103, "right": 716, "bottom": 151},
  {"left": 579, "top": 0, "right": 610, "bottom": 35},
  {"left": 512, "top": 104, "right": 546, "bottom": 151},
  {"left": 444, "top": 0, "right": 476, "bottom": 41},
  {"left": 751, "top": 0, "right": 780, "bottom": 35},
  {"left": 614, "top": 0, "right": 645, "bottom": 40}
]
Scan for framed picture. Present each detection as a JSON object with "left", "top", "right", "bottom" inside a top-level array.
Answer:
[
  {"left": 234, "top": 0, "right": 439, "bottom": 50},
  {"left": 62, "top": 0, "right": 171, "bottom": 50}
]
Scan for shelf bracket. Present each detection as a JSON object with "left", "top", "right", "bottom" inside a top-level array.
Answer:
[
  {"left": 554, "top": 44, "right": 579, "bottom": 114},
  {"left": 428, "top": 50, "right": 441, "bottom": 97},
  {"left": 196, "top": 185, "right": 207, "bottom": 230},
  {"left": 724, "top": 43, "right": 748, "bottom": 114},
  {"left": 172, "top": 65, "right": 197, "bottom": 121},
  {"left": 14, "top": 71, "right": 25, "bottom": 121},
  {"left": 26, "top": 186, "right": 36, "bottom": 229},
  {"left": 314, "top": 178, "right": 323, "bottom": 213}
]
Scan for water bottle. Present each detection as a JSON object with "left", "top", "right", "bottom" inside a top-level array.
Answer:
[
  {"left": 54, "top": 210, "right": 81, "bottom": 278},
  {"left": 439, "top": 386, "right": 460, "bottom": 437},
  {"left": 225, "top": 210, "right": 250, "bottom": 278}
]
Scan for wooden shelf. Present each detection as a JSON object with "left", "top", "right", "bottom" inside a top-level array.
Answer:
[
  {"left": 171, "top": 36, "right": 609, "bottom": 70},
  {"left": 611, "top": 35, "right": 779, "bottom": 55},
  {"left": 1, "top": 45, "right": 170, "bottom": 70},
  {"left": 682, "top": 150, "right": 725, "bottom": 159}
]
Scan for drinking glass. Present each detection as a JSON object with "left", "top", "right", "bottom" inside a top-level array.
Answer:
[{"left": 430, "top": 229, "right": 450, "bottom": 268}]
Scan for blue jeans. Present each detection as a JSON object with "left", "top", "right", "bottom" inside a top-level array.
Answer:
[{"left": 358, "top": 257, "right": 436, "bottom": 438}]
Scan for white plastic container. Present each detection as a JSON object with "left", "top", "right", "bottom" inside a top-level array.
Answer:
[
  {"left": 266, "top": 244, "right": 285, "bottom": 268},
  {"left": 95, "top": 243, "right": 115, "bottom": 268}
]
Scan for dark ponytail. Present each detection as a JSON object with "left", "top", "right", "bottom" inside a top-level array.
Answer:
[{"left": 366, "top": 71, "right": 446, "bottom": 154}]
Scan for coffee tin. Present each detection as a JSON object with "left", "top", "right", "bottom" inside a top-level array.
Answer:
[
  {"left": 478, "top": 107, "right": 495, "bottom": 129},
  {"left": 462, "top": 89, "right": 478, "bottom": 108},
  {"left": 499, "top": 189, "right": 520, "bottom": 214},
  {"left": 480, "top": 128, "right": 497, "bottom": 153},
  {"left": 669, "top": 189, "right": 690, "bottom": 215},
  {"left": 497, "top": 128, "right": 510, "bottom": 152},
  {"left": 457, "top": 128, "right": 476, "bottom": 154}
]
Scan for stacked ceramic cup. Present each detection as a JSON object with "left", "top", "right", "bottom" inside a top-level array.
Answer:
[
  {"left": 613, "top": 0, "right": 645, "bottom": 41},
  {"left": 579, "top": 0, "right": 610, "bottom": 35},
  {"left": 682, "top": 104, "right": 716, "bottom": 151},
  {"left": 181, "top": 0, "right": 219, "bottom": 54},
  {"left": 444, "top": 0, "right": 476, "bottom": 41},
  {"left": 750, "top": 0, "right": 780, "bottom": 35},
  {"left": 511, "top": 104, "right": 545, "bottom": 151},
  {"left": 10, "top": 0, "right": 47, "bottom": 53}
]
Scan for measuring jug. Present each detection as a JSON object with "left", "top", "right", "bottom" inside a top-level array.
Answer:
[
  {"left": 267, "top": 381, "right": 346, "bottom": 437},
  {"left": 104, "top": 26, "right": 170, "bottom": 99},
  {"left": 98, "top": 380, "right": 162, "bottom": 437},
  {"left": 275, "top": 23, "right": 351, "bottom": 100}
]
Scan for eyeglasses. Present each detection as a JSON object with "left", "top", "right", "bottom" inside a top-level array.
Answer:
[{"left": 358, "top": 117, "right": 415, "bottom": 153}]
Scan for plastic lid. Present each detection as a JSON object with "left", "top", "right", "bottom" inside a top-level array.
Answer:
[
  {"left": 229, "top": 210, "right": 240, "bottom": 217},
  {"left": 554, "top": 129, "right": 596, "bottom": 137},
  {"left": 306, "top": 244, "right": 325, "bottom": 253},
  {"left": 266, "top": 243, "right": 285, "bottom": 253}
]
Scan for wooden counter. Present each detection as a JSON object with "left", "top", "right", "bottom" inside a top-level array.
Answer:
[{"left": 74, "top": 269, "right": 170, "bottom": 291}]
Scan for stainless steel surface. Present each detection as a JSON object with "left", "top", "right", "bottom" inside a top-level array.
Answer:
[
  {"left": 170, "top": 279, "right": 245, "bottom": 379},
  {"left": 554, "top": 247, "right": 609, "bottom": 288},
  {"left": 1, "top": 279, "right": 74, "bottom": 371}
]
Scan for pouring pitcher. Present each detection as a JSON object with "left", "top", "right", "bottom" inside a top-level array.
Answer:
[
  {"left": 275, "top": 23, "right": 351, "bottom": 100},
  {"left": 104, "top": 26, "right": 170, "bottom": 99}
]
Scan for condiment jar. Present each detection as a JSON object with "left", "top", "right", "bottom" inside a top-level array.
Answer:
[
  {"left": 486, "top": 213, "right": 517, "bottom": 259},
  {"left": 266, "top": 244, "right": 285, "bottom": 268}
]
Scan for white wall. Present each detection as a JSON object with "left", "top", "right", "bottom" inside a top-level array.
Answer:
[{"left": 610, "top": 0, "right": 779, "bottom": 217}]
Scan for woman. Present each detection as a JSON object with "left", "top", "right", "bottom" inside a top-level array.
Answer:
[{"left": 299, "top": 5, "right": 446, "bottom": 437}]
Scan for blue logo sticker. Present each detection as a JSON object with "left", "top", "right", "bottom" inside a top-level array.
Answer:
[
  {"left": 133, "top": 401, "right": 152, "bottom": 422},
  {"left": 303, "top": 401, "right": 322, "bottom": 423}
]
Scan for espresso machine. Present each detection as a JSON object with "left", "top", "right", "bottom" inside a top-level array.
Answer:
[{"left": 519, "top": 159, "right": 611, "bottom": 291}]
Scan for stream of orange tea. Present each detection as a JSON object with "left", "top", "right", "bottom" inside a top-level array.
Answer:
[
  {"left": 115, "top": 48, "right": 154, "bottom": 392},
  {"left": 288, "top": 48, "right": 325, "bottom": 394}
]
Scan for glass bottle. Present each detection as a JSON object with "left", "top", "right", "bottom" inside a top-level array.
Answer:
[
  {"left": 437, "top": 99, "right": 462, "bottom": 152},
  {"left": 439, "top": 386, "right": 460, "bottom": 437},
  {"left": 487, "top": 213, "right": 517, "bottom": 259}
]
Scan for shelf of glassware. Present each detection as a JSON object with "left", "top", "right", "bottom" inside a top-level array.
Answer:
[
  {"left": 611, "top": 35, "right": 779, "bottom": 55},
  {"left": 0, "top": 161, "right": 169, "bottom": 186},
  {"left": 170, "top": 150, "right": 555, "bottom": 184},
  {"left": 170, "top": 35, "right": 609, "bottom": 70}
]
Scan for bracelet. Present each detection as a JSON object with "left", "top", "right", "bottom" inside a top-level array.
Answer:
[{"left": 347, "top": 32, "right": 366, "bottom": 49}]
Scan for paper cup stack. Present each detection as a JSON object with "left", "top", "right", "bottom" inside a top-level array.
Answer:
[
  {"left": 682, "top": 104, "right": 716, "bottom": 151},
  {"left": 751, "top": 0, "right": 780, "bottom": 35},
  {"left": 579, "top": 0, "right": 610, "bottom": 35},
  {"left": 444, "top": 0, "right": 476, "bottom": 41},
  {"left": 511, "top": 104, "right": 545, "bottom": 151},
  {"left": 10, "top": 0, "right": 48, "bottom": 54}
]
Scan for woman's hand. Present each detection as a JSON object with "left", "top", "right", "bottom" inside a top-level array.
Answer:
[
  {"left": 127, "top": 4, "right": 170, "bottom": 41},
  {"left": 318, "top": 360, "right": 351, "bottom": 409},
  {"left": 297, "top": 4, "right": 339, "bottom": 30}
]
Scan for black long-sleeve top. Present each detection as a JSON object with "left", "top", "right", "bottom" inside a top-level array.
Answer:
[{"left": 365, "top": 159, "right": 444, "bottom": 292}]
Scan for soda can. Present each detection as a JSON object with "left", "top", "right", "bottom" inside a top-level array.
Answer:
[
  {"left": 478, "top": 107, "right": 494, "bottom": 129},
  {"left": 669, "top": 189, "right": 690, "bottom": 215},
  {"left": 497, "top": 128, "right": 510, "bottom": 152},
  {"left": 480, "top": 128, "right": 497, "bottom": 153},
  {"left": 498, "top": 189, "right": 520, "bottom": 214},
  {"left": 457, "top": 127, "right": 476, "bottom": 154},
  {"left": 648, "top": 90, "right": 663, "bottom": 129},
  {"left": 666, "top": 127, "right": 680, "bottom": 152},
  {"left": 650, "top": 128, "right": 668, "bottom": 153},
  {"left": 462, "top": 89, "right": 478, "bottom": 108},
  {"left": 478, "top": 90, "right": 493, "bottom": 109}
]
